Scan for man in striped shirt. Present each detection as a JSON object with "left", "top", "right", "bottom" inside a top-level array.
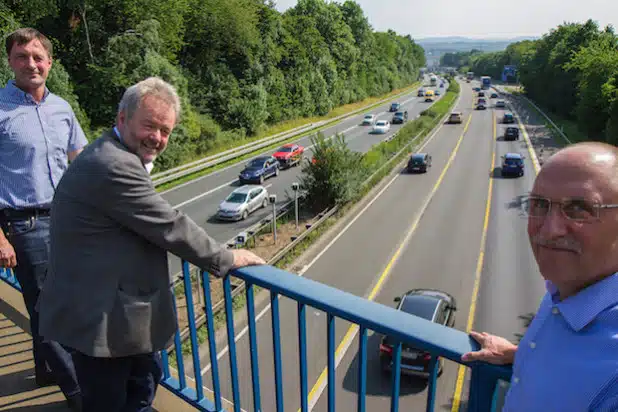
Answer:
[
  {"left": 462, "top": 142, "right": 618, "bottom": 411},
  {"left": 0, "top": 28, "right": 86, "bottom": 410}
]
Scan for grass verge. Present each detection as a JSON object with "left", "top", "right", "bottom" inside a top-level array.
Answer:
[
  {"left": 156, "top": 81, "right": 422, "bottom": 192},
  {"left": 511, "top": 90, "right": 587, "bottom": 144},
  {"left": 168, "top": 80, "right": 460, "bottom": 362}
]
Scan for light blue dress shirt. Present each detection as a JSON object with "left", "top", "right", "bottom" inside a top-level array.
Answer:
[
  {"left": 502, "top": 275, "right": 618, "bottom": 411},
  {"left": 0, "top": 80, "right": 88, "bottom": 209}
]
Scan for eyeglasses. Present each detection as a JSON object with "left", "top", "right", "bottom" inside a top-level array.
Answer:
[{"left": 521, "top": 195, "right": 618, "bottom": 222}]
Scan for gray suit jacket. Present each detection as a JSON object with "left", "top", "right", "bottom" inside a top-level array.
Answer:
[{"left": 39, "top": 130, "right": 234, "bottom": 357}]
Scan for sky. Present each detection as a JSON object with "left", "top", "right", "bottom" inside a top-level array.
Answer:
[{"left": 273, "top": 0, "right": 618, "bottom": 40}]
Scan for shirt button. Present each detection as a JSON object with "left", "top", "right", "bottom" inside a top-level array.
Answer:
[
  {"left": 529, "top": 342, "right": 536, "bottom": 349},
  {"left": 552, "top": 307, "right": 559, "bottom": 314}
]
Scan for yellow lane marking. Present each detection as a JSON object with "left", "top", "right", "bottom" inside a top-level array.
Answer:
[
  {"left": 450, "top": 108, "right": 497, "bottom": 412},
  {"left": 302, "top": 97, "right": 474, "bottom": 412}
]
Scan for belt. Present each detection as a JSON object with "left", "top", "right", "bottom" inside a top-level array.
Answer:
[{"left": 0, "top": 208, "right": 51, "bottom": 220}]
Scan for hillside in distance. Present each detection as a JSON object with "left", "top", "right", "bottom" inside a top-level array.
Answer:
[{"left": 417, "top": 36, "right": 538, "bottom": 65}]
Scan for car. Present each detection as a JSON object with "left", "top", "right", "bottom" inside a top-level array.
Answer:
[
  {"left": 435, "top": 89, "right": 441, "bottom": 96},
  {"left": 447, "top": 112, "right": 463, "bottom": 124},
  {"left": 389, "top": 102, "right": 401, "bottom": 112},
  {"left": 417, "top": 89, "right": 425, "bottom": 97},
  {"left": 503, "top": 112, "right": 515, "bottom": 123},
  {"left": 372, "top": 120, "right": 391, "bottom": 134},
  {"left": 439, "top": 83, "right": 445, "bottom": 88},
  {"left": 217, "top": 185, "right": 269, "bottom": 221},
  {"left": 504, "top": 126, "right": 520, "bottom": 141},
  {"left": 501, "top": 153, "right": 525, "bottom": 177},
  {"left": 407, "top": 153, "right": 432, "bottom": 173},
  {"left": 491, "top": 92, "right": 499, "bottom": 98},
  {"left": 476, "top": 98, "right": 487, "bottom": 110},
  {"left": 362, "top": 114, "right": 377, "bottom": 125},
  {"left": 239, "top": 156, "right": 279, "bottom": 184},
  {"left": 477, "top": 91, "right": 485, "bottom": 98},
  {"left": 473, "top": 87, "right": 481, "bottom": 92},
  {"left": 495, "top": 100, "right": 506, "bottom": 108},
  {"left": 273, "top": 143, "right": 304, "bottom": 168},
  {"left": 379, "top": 289, "right": 456, "bottom": 378},
  {"left": 391, "top": 111, "right": 408, "bottom": 124},
  {"left": 424, "top": 90, "right": 435, "bottom": 102}
]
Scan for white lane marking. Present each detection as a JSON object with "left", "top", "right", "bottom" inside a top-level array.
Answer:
[{"left": 199, "top": 92, "right": 456, "bottom": 376}]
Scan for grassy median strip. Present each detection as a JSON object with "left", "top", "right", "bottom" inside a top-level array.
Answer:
[
  {"left": 168, "top": 80, "right": 461, "bottom": 364},
  {"left": 156, "top": 81, "right": 422, "bottom": 192}
]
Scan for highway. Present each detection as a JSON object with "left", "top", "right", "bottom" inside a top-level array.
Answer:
[
  {"left": 183, "top": 79, "right": 546, "bottom": 411},
  {"left": 162, "top": 78, "right": 448, "bottom": 276}
]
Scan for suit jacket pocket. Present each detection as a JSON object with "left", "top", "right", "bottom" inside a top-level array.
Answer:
[{"left": 109, "top": 287, "right": 161, "bottom": 356}]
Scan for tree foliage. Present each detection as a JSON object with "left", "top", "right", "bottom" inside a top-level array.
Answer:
[
  {"left": 2, "top": 0, "right": 425, "bottom": 172},
  {"left": 299, "top": 132, "right": 365, "bottom": 211},
  {"left": 447, "top": 20, "right": 618, "bottom": 144}
]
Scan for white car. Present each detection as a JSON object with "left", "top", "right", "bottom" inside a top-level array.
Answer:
[
  {"left": 372, "top": 120, "right": 391, "bottom": 134},
  {"left": 495, "top": 100, "right": 506, "bottom": 108},
  {"left": 362, "top": 114, "right": 376, "bottom": 125},
  {"left": 217, "top": 185, "right": 269, "bottom": 221}
]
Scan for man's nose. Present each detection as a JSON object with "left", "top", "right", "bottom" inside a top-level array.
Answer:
[{"left": 537, "top": 206, "right": 569, "bottom": 238}]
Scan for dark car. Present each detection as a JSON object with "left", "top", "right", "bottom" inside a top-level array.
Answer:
[
  {"left": 379, "top": 289, "right": 457, "bottom": 378},
  {"left": 473, "top": 87, "right": 481, "bottom": 92},
  {"left": 390, "top": 102, "right": 401, "bottom": 112},
  {"left": 239, "top": 156, "right": 280, "bottom": 184},
  {"left": 503, "top": 112, "right": 515, "bottom": 124},
  {"left": 407, "top": 153, "right": 432, "bottom": 173},
  {"left": 435, "top": 89, "right": 441, "bottom": 96},
  {"left": 491, "top": 92, "right": 499, "bottom": 98},
  {"left": 501, "top": 153, "right": 525, "bottom": 177},
  {"left": 477, "top": 91, "right": 485, "bottom": 98},
  {"left": 392, "top": 111, "right": 409, "bottom": 124},
  {"left": 504, "top": 126, "right": 520, "bottom": 141},
  {"left": 417, "top": 89, "right": 425, "bottom": 97}
]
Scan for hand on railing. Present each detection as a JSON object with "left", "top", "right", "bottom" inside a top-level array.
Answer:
[
  {"left": 0, "top": 237, "right": 17, "bottom": 268},
  {"left": 231, "top": 249, "right": 266, "bottom": 269},
  {"left": 461, "top": 331, "right": 517, "bottom": 365}
]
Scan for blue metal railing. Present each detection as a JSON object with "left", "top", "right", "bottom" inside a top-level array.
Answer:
[{"left": 0, "top": 263, "right": 512, "bottom": 411}]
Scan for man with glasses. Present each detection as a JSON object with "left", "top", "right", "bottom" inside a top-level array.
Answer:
[{"left": 462, "top": 142, "right": 618, "bottom": 411}]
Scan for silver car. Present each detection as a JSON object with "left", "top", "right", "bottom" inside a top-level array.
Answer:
[{"left": 217, "top": 185, "right": 269, "bottom": 221}]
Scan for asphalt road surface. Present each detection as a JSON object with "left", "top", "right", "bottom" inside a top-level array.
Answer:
[
  {"left": 163, "top": 77, "right": 449, "bottom": 277},
  {"left": 177, "top": 78, "right": 546, "bottom": 412}
]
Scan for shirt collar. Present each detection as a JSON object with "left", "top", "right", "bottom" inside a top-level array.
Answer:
[
  {"left": 547, "top": 273, "right": 618, "bottom": 331},
  {"left": 112, "top": 126, "right": 154, "bottom": 175},
  {"left": 6, "top": 79, "right": 50, "bottom": 103}
]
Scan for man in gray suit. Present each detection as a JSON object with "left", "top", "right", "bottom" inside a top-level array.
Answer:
[{"left": 38, "top": 77, "right": 265, "bottom": 411}]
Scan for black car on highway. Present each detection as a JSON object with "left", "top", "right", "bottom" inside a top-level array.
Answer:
[
  {"left": 407, "top": 153, "right": 432, "bottom": 173},
  {"left": 504, "top": 126, "right": 520, "bottom": 141},
  {"left": 379, "top": 289, "right": 457, "bottom": 378}
]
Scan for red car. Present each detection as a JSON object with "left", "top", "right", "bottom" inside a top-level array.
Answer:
[{"left": 273, "top": 143, "right": 304, "bottom": 168}]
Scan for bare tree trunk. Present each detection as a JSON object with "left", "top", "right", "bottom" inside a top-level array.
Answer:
[{"left": 78, "top": 3, "right": 95, "bottom": 64}]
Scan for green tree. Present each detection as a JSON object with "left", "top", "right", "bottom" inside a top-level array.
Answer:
[{"left": 300, "top": 132, "right": 365, "bottom": 211}]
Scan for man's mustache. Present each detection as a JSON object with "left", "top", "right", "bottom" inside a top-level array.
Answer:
[{"left": 531, "top": 235, "right": 582, "bottom": 254}]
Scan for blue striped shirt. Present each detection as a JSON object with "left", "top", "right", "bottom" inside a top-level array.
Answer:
[
  {"left": 0, "top": 80, "right": 88, "bottom": 209},
  {"left": 502, "top": 275, "right": 618, "bottom": 411}
]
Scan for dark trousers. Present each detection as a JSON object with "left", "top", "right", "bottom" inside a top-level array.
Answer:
[
  {"left": 72, "top": 351, "right": 162, "bottom": 412},
  {"left": 2, "top": 214, "right": 80, "bottom": 397}
]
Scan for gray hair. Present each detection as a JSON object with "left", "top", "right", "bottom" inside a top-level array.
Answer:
[{"left": 118, "top": 77, "right": 181, "bottom": 122}]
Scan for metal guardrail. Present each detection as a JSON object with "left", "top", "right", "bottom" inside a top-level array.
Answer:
[{"left": 152, "top": 82, "right": 424, "bottom": 187}]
